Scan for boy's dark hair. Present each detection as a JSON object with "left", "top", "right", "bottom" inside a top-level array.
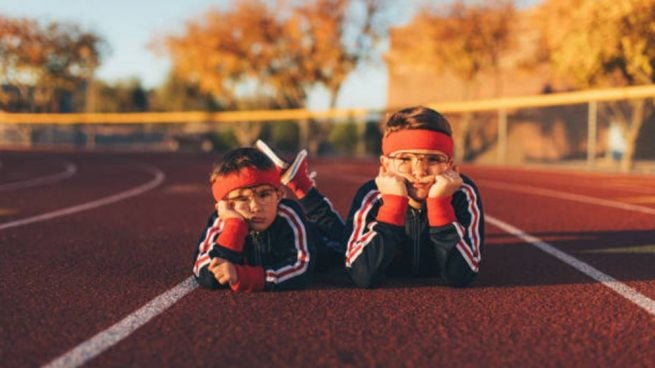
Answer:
[
  {"left": 383, "top": 106, "right": 452, "bottom": 137},
  {"left": 210, "top": 147, "right": 275, "bottom": 184}
]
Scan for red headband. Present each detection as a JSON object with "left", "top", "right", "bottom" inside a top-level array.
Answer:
[
  {"left": 211, "top": 167, "right": 280, "bottom": 202},
  {"left": 382, "top": 129, "right": 454, "bottom": 157}
]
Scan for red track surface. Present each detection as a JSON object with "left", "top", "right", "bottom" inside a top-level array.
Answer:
[{"left": 1, "top": 151, "right": 654, "bottom": 367}]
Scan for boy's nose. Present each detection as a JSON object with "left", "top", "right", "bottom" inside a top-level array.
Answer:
[
  {"left": 249, "top": 198, "right": 261, "bottom": 212},
  {"left": 412, "top": 159, "right": 428, "bottom": 175}
]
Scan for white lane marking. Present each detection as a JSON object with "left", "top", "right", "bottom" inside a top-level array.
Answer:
[
  {"left": 35, "top": 170, "right": 655, "bottom": 367},
  {"left": 580, "top": 244, "right": 655, "bottom": 254},
  {"left": 42, "top": 277, "right": 197, "bottom": 368},
  {"left": 480, "top": 179, "right": 655, "bottom": 215},
  {"left": 0, "top": 166, "right": 165, "bottom": 231},
  {"left": 487, "top": 215, "right": 655, "bottom": 317},
  {"left": 0, "top": 160, "right": 77, "bottom": 192}
]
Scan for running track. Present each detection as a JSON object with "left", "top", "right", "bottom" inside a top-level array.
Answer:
[{"left": 1, "top": 150, "right": 654, "bottom": 367}]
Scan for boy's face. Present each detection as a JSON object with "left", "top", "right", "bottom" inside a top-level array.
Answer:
[
  {"left": 381, "top": 149, "right": 453, "bottom": 201},
  {"left": 225, "top": 184, "right": 281, "bottom": 231}
]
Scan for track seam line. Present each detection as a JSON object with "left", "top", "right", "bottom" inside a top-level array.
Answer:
[
  {"left": 36, "top": 171, "right": 654, "bottom": 367},
  {"left": 0, "top": 159, "right": 77, "bottom": 192},
  {"left": 42, "top": 214, "right": 655, "bottom": 368},
  {"left": 480, "top": 179, "right": 655, "bottom": 215},
  {"left": 487, "top": 214, "right": 655, "bottom": 317},
  {"left": 42, "top": 277, "right": 197, "bottom": 368},
  {"left": 0, "top": 165, "right": 165, "bottom": 231}
]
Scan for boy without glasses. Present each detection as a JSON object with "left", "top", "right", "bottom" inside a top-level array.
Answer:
[
  {"left": 344, "top": 106, "right": 484, "bottom": 288},
  {"left": 192, "top": 147, "right": 314, "bottom": 292}
]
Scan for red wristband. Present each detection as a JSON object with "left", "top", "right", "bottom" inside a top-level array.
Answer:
[
  {"left": 217, "top": 218, "right": 248, "bottom": 252},
  {"left": 230, "top": 265, "right": 265, "bottom": 292},
  {"left": 287, "top": 175, "right": 313, "bottom": 199},
  {"left": 376, "top": 194, "right": 408, "bottom": 226},
  {"left": 427, "top": 196, "right": 456, "bottom": 226}
]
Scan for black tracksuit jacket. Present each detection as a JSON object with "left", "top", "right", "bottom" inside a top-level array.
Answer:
[
  {"left": 344, "top": 174, "right": 484, "bottom": 288},
  {"left": 192, "top": 189, "right": 344, "bottom": 291},
  {"left": 192, "top": 199, "right": 316, "bottom": 291}
]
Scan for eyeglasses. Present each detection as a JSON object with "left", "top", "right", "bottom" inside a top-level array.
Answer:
[
  {"left": 226, "top": 187, "right": 279, "bottom": 210},
  {"left": 387, "top": 153, "right": 450, "bottom": 174}
]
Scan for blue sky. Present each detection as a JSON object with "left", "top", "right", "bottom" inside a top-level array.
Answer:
[{"left": 1, "top": 0, "right": 538, "bottom": 109}]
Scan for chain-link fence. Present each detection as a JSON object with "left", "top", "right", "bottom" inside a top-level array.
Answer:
[{"left": 1, "top": 85, "right": 654, "bottom": 171}]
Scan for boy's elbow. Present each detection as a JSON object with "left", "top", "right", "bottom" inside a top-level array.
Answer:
[
  {"left": 348, "top": 267, "right": 381, "bottom": 289},
  {"left": 442, "top": 253, "right": 477, "bottom": 288},
  {"left": 194, "top": 273, "right": 220, "bottom": 290}
]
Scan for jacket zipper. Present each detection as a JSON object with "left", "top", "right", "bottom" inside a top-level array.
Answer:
[
  {"left": 411, "top": 209, "right": 421, "bottom": 276},
  {"left": 253, "top": 232, "right": 264, "bottom": 266}
]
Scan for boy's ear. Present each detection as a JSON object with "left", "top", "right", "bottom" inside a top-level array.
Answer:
[{"left": 379, "top": 155, "right": 388, "bottom": 169}]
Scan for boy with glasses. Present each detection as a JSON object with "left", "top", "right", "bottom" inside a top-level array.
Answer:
[
  {"left": 255, "top": 140, "right": 346, "bottom": 271},
  {"left": 345, "top": 106, "right": 484, "bottom": 288},
  {"left": 192, "top": 147, "right": 314, "bottom": 292}
]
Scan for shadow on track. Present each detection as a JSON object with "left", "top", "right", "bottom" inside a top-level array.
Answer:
[{"left": 475, "top": 229, "right": 655, "bottom": 288}]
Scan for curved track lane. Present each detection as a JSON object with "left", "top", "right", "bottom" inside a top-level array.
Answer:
[{"left": 1, "top": 153, "right": 654, "bottom": 367}]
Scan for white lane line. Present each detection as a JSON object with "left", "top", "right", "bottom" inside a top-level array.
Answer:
[
  {"left": 0, "top": 165, "right": 165, "bottom": 231},
  {"left": 42, "top": 277, "right": 197, "bottom": 368},
  {"left": 0, "top": 160, "right": 78, "bottom": 192},
  {"left": 36, "top": 171, "right": 655, "bottom": 367},
  {"left": 480, "top": 179, "right": 655, "bottom": 215},
  {"left": 40, "top": 214, "right": 655, "bottom": 368},
  {"left": 487, "top": 214, "right": 655, "bottom": 317}
]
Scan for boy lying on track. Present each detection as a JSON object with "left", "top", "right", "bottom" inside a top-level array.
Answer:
[
  {"left": 193, "top": 145, "right": 343, "bottom": 292},
  {"left": 344, "top": 106, "right": 485, "bottom": 288}
]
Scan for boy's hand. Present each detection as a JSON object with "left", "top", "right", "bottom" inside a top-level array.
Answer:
[
  {"left": 375, "top": 165, "right": 407, "bottom": 197},
  {"left": 429, "top": 165, "right": 463, "bottom": 198},
  {"left": 216, "top": 200, "right": 244, "bottom": 221},
  {"left": 208, "top": 257, "right": 238, "bottom": 286}
]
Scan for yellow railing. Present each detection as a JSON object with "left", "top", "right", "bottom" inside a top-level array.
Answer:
[
  {"left": 0, "top": 108, "right": 369, "bottom": 125},
  {"left": 2, "top": 85, "right": 654, "bottom": 124},
  {"left": 1, "top": 84, "right": 654, "bottom": 167},
  {"left": 427, "top": 84, "right": 655, "bottom": 112}
]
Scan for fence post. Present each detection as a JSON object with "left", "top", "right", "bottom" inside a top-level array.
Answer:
[
  {"left": 355, "top": 113, "right": 367, "bottom": 158},
  {"left": 298, "top": 119, "right": 309, "bottom": 152},
  {"left": 85, "top": 124, "right": 95, "bottom": 150},
  {"left": 497, "top": 108, "right": 507, "bottom": 164},
  {"left": 587, "top": 100, "right": 597, "bottom": 168}
]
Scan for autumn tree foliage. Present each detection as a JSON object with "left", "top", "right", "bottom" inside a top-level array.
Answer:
[
  {"left": 160, "top": 0, "right": 386, "bottom": 110},
  {"left": 0, "top": 16, "right": 105, "bottom": 112},
  {"left": 536, "top": 0, "right": 655, "bottom": 170},
  {"left": 393, "top": 0, "right": 517, "bottom": 99},
  {"left": 388, "top": 0, "right": 517, "bottom": 160}
]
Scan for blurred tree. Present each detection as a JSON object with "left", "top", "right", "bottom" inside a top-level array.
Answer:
[
  {"left": 157, "top": 0, "right": 387, "bottom": 147},
  {"left": 424, "top": 0, "right": 517, "bottom": 99},
  {"left": 160, "top": 0, "right": 386, "bottom": 110},
  {"left": 94, "top": 78, "right": 150, "bottom": 112},
  {"left": 150, "top": 72, "right": 221, "bottom": 112},
  {"left": 329, "top": 121, "right": 358, "bottom": 153},
  {"left": 0, "top": 16, "right": 106, "bottom": 112},
  {"left": 536, "top": 0, "right": 655, "bottom": 170},
  {"left": 389, "top": 0, "right": 517, "bottom": 161}
]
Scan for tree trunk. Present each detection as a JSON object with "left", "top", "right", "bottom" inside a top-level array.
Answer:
[
  {"left": 85, "top": 74, "right": 96, "bottom": 113},
  {"left": 620, "top": 99, "right": 646, "bottom": 172},
  {"left": 455, "top": 113, "right": 472, "bottom": 162},
  {"left": 234, "top": 121, "right": 262, "bottom": 147}
]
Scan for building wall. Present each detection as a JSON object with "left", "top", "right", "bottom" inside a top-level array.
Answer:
[{"left": 384, "top": 8, "right": 654, "bottom": 163}]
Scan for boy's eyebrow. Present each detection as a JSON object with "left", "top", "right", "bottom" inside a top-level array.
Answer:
[
  {"left": 226, "top": 185, "right": 276, "bottom": 199},
  {"left": 391, "top": 152, "right": 447, "bottom": 158}
]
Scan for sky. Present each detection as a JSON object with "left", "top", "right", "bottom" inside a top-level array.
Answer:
[{"left": 1, "top": 0, "right": 538, "bottom": 109}]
